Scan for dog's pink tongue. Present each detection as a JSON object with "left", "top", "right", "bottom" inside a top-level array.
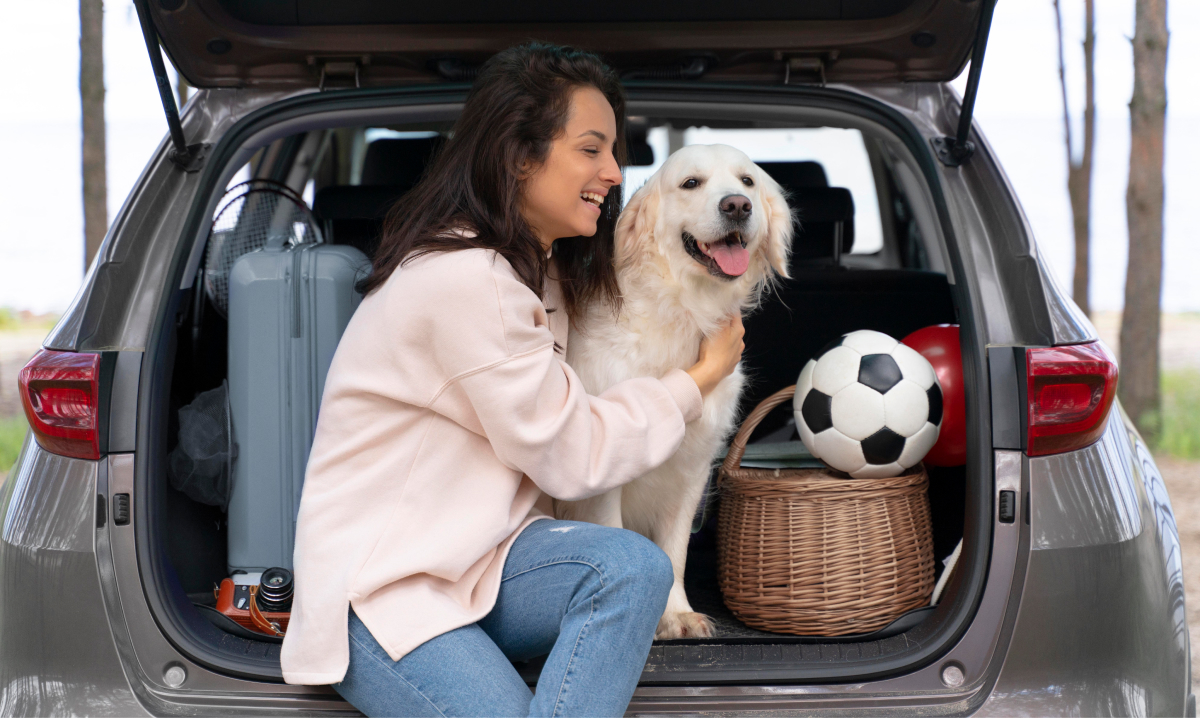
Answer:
[{"left": 709, "top": 243, "right": 750, "bottom": 276}]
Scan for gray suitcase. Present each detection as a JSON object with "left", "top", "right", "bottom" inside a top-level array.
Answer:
[{"left": 226, "top": 241, "right": 368, "bottom": 573}]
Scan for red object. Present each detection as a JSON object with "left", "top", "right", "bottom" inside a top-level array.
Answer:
[
  {"left": 902, "top": 325, "right": 966, "bottom": 467},
  {"left": 18, "top": 349, "right": 102, "bottom": 461},
  {"left": 215, "top": 578, "right": 291, "bottom": 633},
  {"left": 1025, "top": 341, "right": 1117, "bottom": 456}
]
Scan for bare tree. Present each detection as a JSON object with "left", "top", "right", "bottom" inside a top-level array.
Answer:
[
  {"left": 176, "top": 68, "right": 189, "bottom": 108},
  {"left": 1053, "top": 0, "right": 1096, "bottom": 317},
  {"left": 80, "top": 0, "right": 107, "bottom": 271},
  {"left": 1120, "top": 0, "right": 1169, "bottom": 437}
]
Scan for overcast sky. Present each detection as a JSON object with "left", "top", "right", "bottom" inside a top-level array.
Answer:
[{"left": 0, "top": 0, "right": 1196, "bottom": 313}]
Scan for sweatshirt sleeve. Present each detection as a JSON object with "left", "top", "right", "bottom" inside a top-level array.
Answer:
[{"left": 419, "top": 251, "right": 703, "bottom": 502}]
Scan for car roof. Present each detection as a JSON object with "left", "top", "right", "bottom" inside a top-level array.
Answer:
[{"left": 150, "top": 0, "right": 988, "bottom": 88}]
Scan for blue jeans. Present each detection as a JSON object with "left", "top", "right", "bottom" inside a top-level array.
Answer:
[{"left": 333, "top": 519, "right": 674, "bottom": 717}]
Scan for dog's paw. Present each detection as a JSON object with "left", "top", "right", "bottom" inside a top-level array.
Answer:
[{"left": 655, "top": 611, "right": 715, "bottom": 640}]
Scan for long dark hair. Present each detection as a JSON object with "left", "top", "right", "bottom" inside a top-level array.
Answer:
[{"left": 359, "top": 42, "right": 626, "bottom": 321}]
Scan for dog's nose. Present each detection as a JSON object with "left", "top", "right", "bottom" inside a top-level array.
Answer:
[{"left": 720, "top": 194, "right": 752, "bottom": 221}]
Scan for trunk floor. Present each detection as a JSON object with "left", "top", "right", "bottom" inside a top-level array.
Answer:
[{"left": 681, "top": 543, "right": 786, "bottom": 640}]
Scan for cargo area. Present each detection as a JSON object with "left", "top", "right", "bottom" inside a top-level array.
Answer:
[{"left": 155, "top": 102, "right": 978, "bottom": 682}]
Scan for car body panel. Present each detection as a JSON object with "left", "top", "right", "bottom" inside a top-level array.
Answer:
[
  {"left": 150, "top": 0, "right": 986, "bottom": 89},
  {"left": 0, "top": 438, "right": 144, "bottom": 717},
  {"left": 979, "top": 410, "right": 1189, "bottom": 716}
]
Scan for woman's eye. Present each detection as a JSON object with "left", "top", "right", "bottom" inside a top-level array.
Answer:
[
  {"left": 742, "top": 176, "right": 754, "bottom": 187},
  {"left": 681, "top": 178, "right": 699, "bottom": 189},
  {"left": 583, "top": 148, "right": 600, "bottom": 156}
]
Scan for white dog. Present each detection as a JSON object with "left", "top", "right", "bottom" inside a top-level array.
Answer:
[{"left": 557, "top": 144, "right": 793, "bottom": 639}]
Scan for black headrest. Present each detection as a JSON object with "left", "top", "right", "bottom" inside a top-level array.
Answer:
[
  {"left": 792, "top": 186, "right": 854, "bottom": 224},
  {"left": 313, "top": 185, "right": 405, "bottom": 221},
  {"left": 758, "top": 161, "right": 829, "bottom": 190},
  {"left": 788, "top": 187, "right": 856, "bottom": 267},
  {"left": 360, "top": 137, "right": 443, "bottom": 188}
]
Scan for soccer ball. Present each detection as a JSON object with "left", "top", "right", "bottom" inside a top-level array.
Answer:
[{"left": 794, "top": 330, "right": 943, "bottom": 479}]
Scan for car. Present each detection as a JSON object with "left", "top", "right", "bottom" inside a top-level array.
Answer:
[{"left": 0, "top": 0, "right": 1190, "bottom": 715}]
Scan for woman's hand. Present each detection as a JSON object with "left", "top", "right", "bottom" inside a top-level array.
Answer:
[{"left": 686, "top": 314, "right": 745, "bottom": 399}]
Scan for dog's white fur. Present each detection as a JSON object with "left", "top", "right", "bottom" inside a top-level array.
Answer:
[{"left": 556, "top": 144, "right": 793, "bottom": 639}]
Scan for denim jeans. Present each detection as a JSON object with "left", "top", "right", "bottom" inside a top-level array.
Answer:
[{"left": 332, "top": 519, "right": 674, "bottom": 717}]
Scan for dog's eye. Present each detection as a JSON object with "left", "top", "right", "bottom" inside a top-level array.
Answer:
[
  {"left": 681, "top": 178, "right": 700, "bottom": 189},
  {"left": 741, "top": 176, "right": 754, "bottom": 187}
]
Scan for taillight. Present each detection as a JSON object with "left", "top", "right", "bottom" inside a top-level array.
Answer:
[
  {"left": 1026, "top": 341, "right": 1118, "bottom": 456},
  {"left": 18, "top": 349, "right": 102, "bottom": 461}
]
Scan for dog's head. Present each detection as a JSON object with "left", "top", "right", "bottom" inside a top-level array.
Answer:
[{"left": 616, "top": 144, "right": 793, "bottom": 304}]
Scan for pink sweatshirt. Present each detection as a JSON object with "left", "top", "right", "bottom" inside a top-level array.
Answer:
[{"left": 280, "top": 248, "right": 703, "bottom": 684}]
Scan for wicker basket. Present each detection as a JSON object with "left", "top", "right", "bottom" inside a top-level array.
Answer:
[{"left": 717, "top": 385, "right": 936, "bottom": 636}]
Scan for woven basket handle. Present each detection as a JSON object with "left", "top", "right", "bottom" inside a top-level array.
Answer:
[{"left": 720, "top": 385, "right": 797, "bottom": 475}]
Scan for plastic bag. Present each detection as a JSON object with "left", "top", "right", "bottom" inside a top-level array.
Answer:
[{"left": 168, "top": 382, "right": 234, "bottom": 509}]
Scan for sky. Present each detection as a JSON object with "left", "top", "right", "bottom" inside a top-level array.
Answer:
[{"left": 0, "top": 0, "right": 1196, "bottom": 314}]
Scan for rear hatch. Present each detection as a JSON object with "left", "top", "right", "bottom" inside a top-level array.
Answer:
[{"left": 149, "top": 0, "right": 988, "bottom": 87}]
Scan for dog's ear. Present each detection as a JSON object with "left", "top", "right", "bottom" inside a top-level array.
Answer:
[
  {"left": 615, "top": 176, "right": 661, "bottom": 268},
  {"left": 759, "top": 170, "right": 794, "bottom": 279}
]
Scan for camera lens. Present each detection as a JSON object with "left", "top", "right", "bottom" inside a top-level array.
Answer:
[{"left": 256, "top": 567, "right": 294, "bottom": 613}]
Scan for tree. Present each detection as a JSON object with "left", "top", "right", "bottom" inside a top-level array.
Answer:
[
  {"left": 176, "top": 68, "right": 189, "bottom": 108},
  {"left": 80, "top": 0, "right": 107, "bottom": 271},
  {"left": 1053, "top": 0, "right": 1096, "bottom": 317},
  {"left": 1119, "top": 0, "right": 1169, "bottom": 437}
]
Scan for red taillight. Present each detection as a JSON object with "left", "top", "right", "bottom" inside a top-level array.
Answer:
[
  {"left": 1026, "top": 341, "right": 1118, "bottom": 456},
  {"left": 18, "top": 349, "right": 102, "bottom": 461}
]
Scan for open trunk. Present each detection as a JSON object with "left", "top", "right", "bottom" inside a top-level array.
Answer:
[{"left": 146, "top": 85, "right": 988, "bottom": 685}]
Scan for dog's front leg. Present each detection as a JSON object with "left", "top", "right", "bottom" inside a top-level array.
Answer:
[{"left": 651, "top": 478, "right": 714, "bottom": 640}]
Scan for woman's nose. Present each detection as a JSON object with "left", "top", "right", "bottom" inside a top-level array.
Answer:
[{"left": 600, "top": 151, "right": 622, "bottom": 186}]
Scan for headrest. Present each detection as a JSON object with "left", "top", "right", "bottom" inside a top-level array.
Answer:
[
  {"left": 313, "top": 185, "right": 405, "bottom": 221},
  {"left": 360, "top": 136, "right": 443, "bottom": 188},
  {"left": 791, "top": 187, "right": 854, "bottom": 225},
  {"left": 788, "top": 187, "right": 856, "bottom": 267},
  {"left": 758, "top": 161, "right": 829, "bottom": 191}
]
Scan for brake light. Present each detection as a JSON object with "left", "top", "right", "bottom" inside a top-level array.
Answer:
[
  {"left": 1026, "top": 341, "right": 1118, "bottom": 456},
  {"left": 18, "top": 349, "right": 102, "bottom": 461}
]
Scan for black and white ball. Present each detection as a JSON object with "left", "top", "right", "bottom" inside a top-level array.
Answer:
[{"left": 795, "top": 330, "right": 943, "bottom": 479}]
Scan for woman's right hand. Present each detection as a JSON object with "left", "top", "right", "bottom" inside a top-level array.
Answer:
[{"left": 686, "top": 314, "right": 745, "bottom": 399}]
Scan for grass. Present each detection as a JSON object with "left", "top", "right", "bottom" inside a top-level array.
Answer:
[
  {"left": 0, "top": 416, "right": 28, "bottom": 475},
  {"left": 1158, "top": 370, "right": 1200, "bottom": 460}
]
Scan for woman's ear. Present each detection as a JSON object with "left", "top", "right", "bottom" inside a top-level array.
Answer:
[
  {"left": 759, "top": 171, "right": 794, "bottom": 279},
  {"left": 614, "top": 176, "right": 660, "bottom": 269}
]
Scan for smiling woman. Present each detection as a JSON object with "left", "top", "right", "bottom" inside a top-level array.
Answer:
[
  {"left": 519, "top": 87, "right": 623, "bottom": 247},
  {"left": 282, "top": 42, "right": 745, "bottom": 717}
]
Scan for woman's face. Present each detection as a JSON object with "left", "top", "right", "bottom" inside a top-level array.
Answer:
[{"left": 520, "top": 87, "right": 623, "bottom": 248}]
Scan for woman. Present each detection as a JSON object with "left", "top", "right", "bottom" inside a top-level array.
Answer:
[{"left": 280, "top": 43, "right": 744, "bottom": 716}]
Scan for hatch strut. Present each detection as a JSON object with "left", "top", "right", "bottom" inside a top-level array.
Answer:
[
  {"left": 931, "top": 0, "right": 998, "bottom": 167},
  {"left": 132, "top": 0, "right": 208, "bottom": 172}
]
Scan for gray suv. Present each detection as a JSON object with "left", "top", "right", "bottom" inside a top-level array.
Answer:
[{"left": 0, "top": 0, "right": 1190, "bottom": 715}]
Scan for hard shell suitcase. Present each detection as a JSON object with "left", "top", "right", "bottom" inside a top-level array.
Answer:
[{"left": 226, "top": 241, "right": 368, "bottom": 573}]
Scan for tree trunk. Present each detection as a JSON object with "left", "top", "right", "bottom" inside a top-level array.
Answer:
[
  {"left": 80, "top": 0, "right": 107, "bottom": 271},
  {"left": 1120, "top": 0, "right": 1168, "bottom": 437},
  {"left": 176, "top": 71, "right": 189, "bottom": 109},
  {"left": 1055, "top": 0, "right": 1096, "bottom": 317},
  {"left": 1071, "top": 0, "right": 1096, "bottom": 317}
]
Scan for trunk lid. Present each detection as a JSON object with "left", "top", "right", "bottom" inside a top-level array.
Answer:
[{"left": 151, "top": 0, "right": 989, "bottom": 88}]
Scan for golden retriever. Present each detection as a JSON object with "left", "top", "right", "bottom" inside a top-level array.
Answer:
[{"left": 557, "top": 144, "right": 793, "bottom": 638}]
